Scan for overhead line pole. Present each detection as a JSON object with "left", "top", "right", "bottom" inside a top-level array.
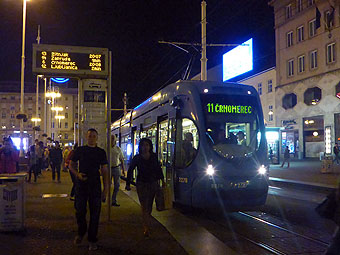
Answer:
[{"left": 201, "top": 0, "right": 207, "bottom": 81}]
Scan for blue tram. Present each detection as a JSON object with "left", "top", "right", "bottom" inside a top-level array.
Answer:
[{"left": 112, "top": 80, "right": 269, "bottom": 210}]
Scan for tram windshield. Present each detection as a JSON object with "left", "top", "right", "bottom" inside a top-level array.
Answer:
[{"left": 201, "top": 94, "right": 262, "bottom": 158}]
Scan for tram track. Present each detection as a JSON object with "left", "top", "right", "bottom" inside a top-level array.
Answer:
[
  {"left": 238, "top": 211, "right": 330, "bottom": 248},
  {"left": 184, "top": 209, "right": 330, "bottom": 255},
  {"left": 213, "top": 211, "right": 330, "bottom": 255}
]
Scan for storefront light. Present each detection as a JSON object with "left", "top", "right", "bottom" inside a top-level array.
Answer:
[
  {"left": 313, "top": 131, "right": 318, "bottom": 137},
  {"left": 325, "top": 126, "right": 331, "bottom": 154}
]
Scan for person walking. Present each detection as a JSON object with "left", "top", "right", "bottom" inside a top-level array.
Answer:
[
  {"left": 69, "top": 129, "right": 108, "bottom": 251},
  {"left": 110, "top": 135, "right": 126, "bottom": 207},
  {"left": 36, "top": 141, "right": 44, "bottom": 175},
  {"left": 62, "top": 145, "right": 71, "bottom": 172},
  {"left": 49, "top": 141, "right": 63, "bottom": 182},
  {"left": 0, "top": 137, "right": 19, "bottom": 174},
  {"left": 27, "top": 145, "right": 38, "bottom": 182},
  {"left": 281, "top": 146, "right": 290, "bottom": 168},
  {"left": 333, "top": 143, "right": 339, "bottom": 165},
  {"left": 127, "top": 138, "right": 165, "bottom": 237},
  {"left": 65, "top": 143, "right": 78, "bottom": 201}
]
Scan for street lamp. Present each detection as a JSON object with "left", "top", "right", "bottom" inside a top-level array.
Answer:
[{"left": 19, "top": 0, "right": 29, "bottom": 157}]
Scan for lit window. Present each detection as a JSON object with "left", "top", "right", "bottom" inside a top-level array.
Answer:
[
  {"left": 304, "top": 87, "right": 321, "bottom": 105},
  {"left": 309, "top": 19, "right": 316, "bottom": 37},
  {"left": 287, "top": 59, "right": 294, "bottom": 77},
  {"left": 268, "top": 105, "right": 273, "bottom": 121},
  {"left": 326, "top": 43, "right": 336, "bottom": 64},
  {"left": 297, "top": 26, "right": 304, "bottom": 42},
  {"left": 287, "top": 31, "right": 293, "bottom": 47},
  {"left": 310, "top": 50, "right": 318, "bottom": 69},
  {"left": 258, "top": 83, "right": 262, "bottom": 95},
  {"left": 298, "top": 55, "right": 305, "bottom": 73}
]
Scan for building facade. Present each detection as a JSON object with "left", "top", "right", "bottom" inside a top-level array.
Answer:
[
  {"left": 0, "top": 81, "right": 78, "bottom": 149},
  {"left": 270, "top": 0, "right": 340, "bottom": 158}
]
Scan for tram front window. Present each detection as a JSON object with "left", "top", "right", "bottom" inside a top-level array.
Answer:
[{"left": 201, "top": 94, "right": 262, "bottom": 158}]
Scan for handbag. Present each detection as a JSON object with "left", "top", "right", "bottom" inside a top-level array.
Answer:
[
  {"left": 155, "top": 185, "right": 165, "bottom": 211},
  {"left": 315, "top": 191, "right": 338, "bottom": 219}
]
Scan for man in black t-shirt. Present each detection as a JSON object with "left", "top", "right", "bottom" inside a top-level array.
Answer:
[{"left": 69, "top": 128, "right": 109, "bottom": 251}]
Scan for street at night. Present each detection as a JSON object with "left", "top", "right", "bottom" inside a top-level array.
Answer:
[{"left": 1, "top": 0, "right": 340, "bottom": 254}]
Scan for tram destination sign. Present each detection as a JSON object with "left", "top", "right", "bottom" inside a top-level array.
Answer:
[{"left": 32, "top": 44, "right": 109, "bottom": 77}]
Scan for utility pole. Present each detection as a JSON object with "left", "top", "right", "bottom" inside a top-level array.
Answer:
[
  {"left": 201, "top": 0, "right": 207, "bottom": 81},
  {"left": 159, "top": 1, "right": 243, "bottom": 82},
  {"left": 35, "top": 25, "right": 41, "bottom": 141}
]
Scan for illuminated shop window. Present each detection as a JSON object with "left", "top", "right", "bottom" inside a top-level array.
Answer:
[
  {"left": 304, "top": 87, "right": 321, "bottom": 105},
  {"left": 282, "top": 93, "right": 297, "bottom": 109}
]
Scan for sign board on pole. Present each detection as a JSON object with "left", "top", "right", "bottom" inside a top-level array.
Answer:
[{"left": 32, "top": 44, "right": 109, "bottom": 78}]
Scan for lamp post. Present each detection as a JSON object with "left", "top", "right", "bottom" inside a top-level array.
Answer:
[{"left": 19, "top": 0, "right": 28, "bottom": 157}]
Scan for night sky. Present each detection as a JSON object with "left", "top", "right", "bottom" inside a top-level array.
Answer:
[{"left": 0, "top": 0, "right": 275, "bottom": 118}]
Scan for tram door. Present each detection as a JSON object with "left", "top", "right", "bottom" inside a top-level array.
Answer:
[{"left": 157, "top": 116, "right": 174, "bottom": 208}]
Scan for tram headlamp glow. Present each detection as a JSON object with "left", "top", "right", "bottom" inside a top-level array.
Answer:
[
  {"left": 206, "top": 164, "right": 215, "bottom": 176},
  {"left": 258, "top": 165, "right": 267, "bottom": 175}
]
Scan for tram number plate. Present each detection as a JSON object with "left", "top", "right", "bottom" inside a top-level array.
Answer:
[
  {"left": 178, "top": 177, "right": 188, "bottom": 183},
  {"left": 229, "top": 181, "right": 249, "bottom": 189}
]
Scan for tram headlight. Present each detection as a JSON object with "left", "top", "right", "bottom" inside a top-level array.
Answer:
[
  {"left": 206, "top": 164, "right": 215, "bottom": 176},
  {"left": 258, "top": 165, "right": 267, "bottom": 175}
]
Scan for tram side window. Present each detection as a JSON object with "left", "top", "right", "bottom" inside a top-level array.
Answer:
[
  {"left": 140, "top": 125, "right": 157, "bottom": 153},
  {"left": 175, "top": 118, "right": 199, "bottom": 168},
  {"left": 121, "top": 135, "right": 132, "bottom": 164}
]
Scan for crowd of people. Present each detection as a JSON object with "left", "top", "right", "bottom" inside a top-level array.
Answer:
[{"left": 0, "top": 131, "right": 165, "bottom": 251}]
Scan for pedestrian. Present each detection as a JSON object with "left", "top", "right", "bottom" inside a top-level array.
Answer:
[
  {"left": 333, "top": 143, "right": 339, "bottom": 165},
  {"left": 0, "top": 137, "right": 19, "bottom": 174},
  {"left": 27, "top": 145, "right": 38, "bottom": 182},
  {"left": 65, "top": 143, "right": 78, "bottom": 201},
  {"left": 269, "top": 147, "right": 273, "bottom": 164},
  {"left": 110, "top": 135, "right": 126, "bottom": 207},
  {"left": 324, "top": 176, "right": 340, "bottom": 254},
  {"left": 49, "top": 141, "right": 63, "bottom": 182},
  {"left": 62, "top": 145, "right": 71, "bottom": 172},
  {"left": 36, "top": 141, "right": 44, "bottom": 175},
  {"left": 281, "top": 146, "right": 290, "bottom": 168},
  {"left": 69, "top": 128, "right": 109, "bottom": 251},
  {"left": 127, "top": 138, "right": 165, "bottom": 237}
]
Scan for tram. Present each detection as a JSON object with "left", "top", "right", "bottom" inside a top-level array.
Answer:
[{"left": 112, "top": 80, "right": 269, "bottom": 211}]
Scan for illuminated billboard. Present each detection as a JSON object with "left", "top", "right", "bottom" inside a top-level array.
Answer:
[
  {"left": 32, "top": 44, "right": 109, "bottom": 77},
  {"left": 222, "top": 38, "right": 253, "bottom": 81}
]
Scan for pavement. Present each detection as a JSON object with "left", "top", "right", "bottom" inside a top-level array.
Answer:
[
  {"left": 269, "top": 158, "right": 340, "bottom": 191},
  {"left": 0, "top": 159, "right": 339, "bottom": 255},
  {"left": 0, "top": 171, "right": 188, "bottom": 255}
]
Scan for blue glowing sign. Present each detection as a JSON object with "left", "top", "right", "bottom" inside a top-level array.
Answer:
[
  {"left": 51, "top": 78, "right": 70, "bottom": 83},
  {"left": 223, "top": 38, "right": 253, "bottom": 81}
]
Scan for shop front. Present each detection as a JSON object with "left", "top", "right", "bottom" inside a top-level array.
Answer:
[
  {"left": 266, "top": 127, "right": 280, "bottom": 164},
  {"left": 303, "top": 116, "right": 324, "bottom": 158}
]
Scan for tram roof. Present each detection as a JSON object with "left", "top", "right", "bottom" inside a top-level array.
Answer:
[{"left": 111, "top": 80, "right": 257, "bottom": 129}]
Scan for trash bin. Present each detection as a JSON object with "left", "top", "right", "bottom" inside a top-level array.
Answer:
[
  {"left": 321, "top": 156, "right": 333, "bottom": 173},
  {"left": 0, "top": 174, "right": 27, "bottom": 232}
]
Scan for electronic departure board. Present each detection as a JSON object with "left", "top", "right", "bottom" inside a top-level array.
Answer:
[{"left": 32, "top": 44, "right": 109, "bottom": 77}]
